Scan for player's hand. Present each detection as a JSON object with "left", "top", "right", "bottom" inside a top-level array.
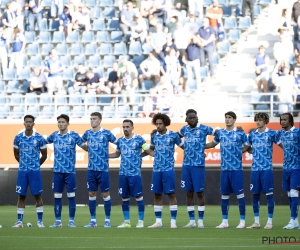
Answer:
[
  {"left": 236, "top": 126, "right": 244, "bottom": 131},
  {"left": 248, "top": 127, "right": 256, "bottom": 133}
]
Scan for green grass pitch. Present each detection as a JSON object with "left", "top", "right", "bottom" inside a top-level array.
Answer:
[{"left": 0, "top": 205, "right": 299, "bottom": 249}]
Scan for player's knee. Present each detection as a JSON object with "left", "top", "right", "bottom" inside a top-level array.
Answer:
[
  {"left": 67, "top": 192, "right": 75, "bottom": 198},
  {"left": 89, "top": 192, "right": 97, "bottom": 197},
  {"left": 103, "top": 195, "right": 111, "bottom": 201},
  {"left": 186, "top": 191, "right": 194, "bottom": 199},
  {"left": 265, "top": 192, "right": 273, "bottom": 196},
  {"left": 136, "top": 196, "right": 143, "bottom": 201},
  {"left": 221, "top": 195, "right": 230, "bottom": 199},
  {"left": 101, "top": 191, "right": 110, "bottom": 199},
  {"left": 236, "top": 193, "right": 244, "bottom": 199},
  {"left": 54, "top": 193, "right": 62, "bottom": 198},
  {"left": 290, "top": 189, "right": 299, "bottom": 197}
]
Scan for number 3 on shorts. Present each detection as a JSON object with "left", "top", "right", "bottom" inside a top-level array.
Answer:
[{"left": 181, "top": 181, "right": 185, "bottom": 188}]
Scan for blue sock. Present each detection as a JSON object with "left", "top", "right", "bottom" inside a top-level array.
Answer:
[
  {"left": 288, "top": 194, "right": 292, "bottom": 210},
  {"left": 188, "top": 206, "right": 195, "bottom": 220},
  {"left": 68, "top": 197, "right": 76, "bottom": 221},
  {"left": 104, "top": 196, "right": 111, "bottom": 220},
  {"left": 36, "top": 206, "right": 43, "bottom": 222},
  {"left": 122, "top": 199, "right": 130, "bottom": 221},
  {"left": 198, "top": 206, "right": 205, "bottom": 220},
  {"left": 238, "top": 196, "right": 246, "bottom": 220},
  {"left": 136, "top": 198, "right": 145, "bottom": 221},
  {"left": 291, "top": 197, "right": 298, "bottom": 220},
  {"left": 54, "top": 198, "right": 62, "bottom": 220},
  {"left": 253, "top": 194, "right": 260, "bottom": 216},
  {"left": 170, "top": 205, "right": 177, "bottom": 220},
  {"left": 89, "top": 197, "right": 96, "bottom": 220},
  {"left": 266, "top": 194, "right": 274, "bottom": 218},
  {"left": 17, "top": 208, "right": 24, "bottom": 222},
  {"left": 221, "top": 198, "right": 229, "bottom": 219}
]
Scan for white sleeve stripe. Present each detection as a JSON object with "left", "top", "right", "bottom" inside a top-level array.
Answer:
[
  {"left": 179, "top": 142, "right": 184, "bottom": 146},
  {"left": 14, "top": 146, "right": 19, "bottom": 149},
  {"left": 40, "top": 145, "right": 47, "bottom": 149}
]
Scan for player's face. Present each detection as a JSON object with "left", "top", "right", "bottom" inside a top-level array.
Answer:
[
  {"left": 57, "top": 118, "right": 69, "bottom": 131},
  {"left": 186, "top": 113, "right": 198, "bottom": 127},
  {"left": 90, "top": 116, "right": 101, "bottom": 128},
  {"left": 255, "top": 118, "right": 266, "bottom": 129},
  {"left": 123, "top": 122, "right": 133, "bottom": 137},
  {"left": 280, "top": 115, "right": 291, "bottom": 129},
  {"left": 225, "top": 115, "right": 235, "bottom": 126},
  {"left": 155, "top": 119, "right": 166, "bottom": 133},
  {"left": 24, "top": 118, "right": 34, "bottom": 131}
]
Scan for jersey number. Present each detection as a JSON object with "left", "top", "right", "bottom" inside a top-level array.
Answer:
[
  {"left": 181, "top": 181, "right": 185, "bottom": 188},
  {"left": 150, "top": 184, "right": 153, "bottom": 191},
  {"left": 250, "top": 184, "right": 253, "bottom": 190},
  {"left": 87, "top": 182, "right": 89, "bottom": 189},
  {"left": 119, "top": 188, "right": 122, "bottom": 195},
  {"left": 16, "top": 186, "right": 21, "bottom": 193}
]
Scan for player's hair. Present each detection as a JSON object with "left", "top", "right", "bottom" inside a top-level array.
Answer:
[
  {"left": 152, "top": 113, "right": 171, "bottom": 127},
  {"left": 280, "top": 113, "right": 294, "bottom": 126},
  {"left": 186, "top": 109, "right": 197, "bottom": 116},
  {"left": 57, "top": 114, "right": 70, "bottom": 123},
  {"left": 24, "top": 115, "right": 35, "bottom": 122},
  {"left": 254, "top": 112, "right": 269, "bottom": 124},
  {"left": 90, "top": 112, "right": 102, "bottom": 120},
  {"left": 225, "top": 111, "right": 236, "bottom": 120},
  {"left": 123, "top": 119, "right": 133, "bottom": 126}
]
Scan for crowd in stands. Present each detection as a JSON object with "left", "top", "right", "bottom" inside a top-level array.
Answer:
[{"left": 0, "top": 0, "right": 297, "bottom": 118}]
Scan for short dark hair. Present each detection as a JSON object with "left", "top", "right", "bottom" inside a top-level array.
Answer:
[
  {"left": 57, "top": 114, "right": 70, "bottom": 123},
  {"left": 91, "top": 112, "right": 102, "bottom": 120},
  {"left": 152, "top": 113, "right": 171, "bottom": 127},
  {"left": 225, "top": 111, "right": 237, "bottom": 120},
  {"left": 186, "top": 109, "right": 197, "bottom": 116},
  {"left": 24, "top": 115, "right": 35, "bottom": 122},
  {"left": 123, "top": 119, "right": 133, "bottom": 126},
  {"left": 280, "top": 113, "right": 294, "bottom": 126},
  {"left": 254, "top": 112, "right": 269, "bottom": 124}
]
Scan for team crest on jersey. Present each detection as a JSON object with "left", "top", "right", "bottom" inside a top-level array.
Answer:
[
  {"left": 99, "top": 135, "right": 103, "bottom": 141},
  {"left": 233, "top": 133, "right": 236, "bottom": 138},
  {"left": 32, "top": 139, "right": 37, "bottom": 145},
  {"left": 68, "top": 137, "right": 72, "bottom": 142},
  {"left": 132, "top": 141, "right": 136, "bottom": 147},
  {"left": 264, "top": 135, "right": 268, "bottom": 140},
  {"left": 196, "top": 130, "right": 200, "bottom": 135},
  {"left": 290, "top": 133, "right": 293, "bottom": 138},
  {"left": 166, "top": 138, "right": 171, "bottom": 143}
]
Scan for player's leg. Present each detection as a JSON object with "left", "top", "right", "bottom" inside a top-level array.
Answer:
[
  {"left": 262, "top": 170, "right": 274, "bottom": 229},
  {"left": 84, "top": 170, "right": 98, "bottom": 228},
  {"left": 148, "top": 172, "right": 163, "bottom": 228},
  {"left": 49, "top": 173, "right": 63, "bottom": 228},
  {"left": 232, "top": 170, "right": 246, "bottom": 229},
  {"left": 282, "top": 170, "right": 296, "bottom": 229},
  {"left": 99, "top": 171, "right": 112, "bottom": 228},
  {"left": 193, "top": 167, "right": 205, "bottom": 228},
  {"left": 196, "top": 192, "right": 205, "bottom": 228},
  {"left": 247, "top": 171, "right": 261, "bottom": 229},
  {"left": 164, "top": 170, "right": 177, "bottom": 228},
  {"left": 66, "top": 173, "right": 77, "bottom": 228},
  {"left": 118, "top": 175, "right": 131, "bottom": 228}
]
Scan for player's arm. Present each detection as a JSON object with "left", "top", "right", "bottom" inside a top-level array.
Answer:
[
  {"left": 143, "top": 143, "right": 154, "bottom": 157},
  {"left": 80, "top": 144, "right": 88, "bottom": 152},
  {"left": 40, "top": 148, "right": 48, "bottom": 165},
  {"left": 13, "top": 148, "right": 20, "bottom": 162},
  {"left": 109, "top": 151, "right": 121, "bottom": 158},
  {"left": 142, "top": 145, "right": 155, "bottom": 157},
  {"left": 277, "top": 143, "right": 283, "bottom": 149},
  {"left": 177, "top": 132, "right": 183, "bottom": 138},
  {"left": 247, "top": 147, "right": 252, "bottom": 154},
  {"left": 205, "top": 141, "right": 218, "bottom": 149},
  {"left": 242, "top": 145, "right": 250, "bottom": 153}
]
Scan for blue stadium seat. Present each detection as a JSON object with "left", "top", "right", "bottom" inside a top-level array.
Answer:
[
  {"left": 29, "top": 55, "right": 42, "bottom": 68},
  {"left": 113, "top": 42, "right": 127, "bottom": 55},
  {"left": 0, "top": 106, "right": 10, "bottom": 118},
  {"left": 55, "top": 94, "right": 67, "bottom": 104},
  {"left": 254, "top": 4, "right": 261, "bottom": 16},
  {"left": 56, "top": 43, "right": 68, "bottom": 55},
  {"left": 43, "top": 0, "right": 52, "bottom": 7},
  {"left": 4, "top": 69, "right": 16, "bottom": 81},
  {"left": 258, "top": 0, "right": 271, "bottom": 4},
  {"left": 103, "top": 7, "right": 115, "bottom": 19},
  {"left": 81, "top": 31, "right": 94, "bottom": 43},
  {"left": 99, "top": 43, "right": 112, "bottom": 55},
  {"left": 141, "top": 80, "right": 153, "bottom": 91},
  {"left": 57, "top": 106, "right": 70, "bottom": 116},
  {"left": 60, "top": 55, "right": 71, "bottom": 67},
  {"left": 132, "top": 105, "right": 142, "bottom": 117},
  {"left": 117, "top": 106, "right": 129, "bottom": 118},
  {"left": 73, "top": 55, "right": 86, "bottom": 67},
  {"left": 85, "top": 94, "right": 97, "bottom": 104},
  {"left": 27, "top": 43, "right": 39, "bottom": 56},
  {"left": 240, "top": 104, "right": 254, "bottom": 117},
  {"left": 90, "top": 7, "right": 101, "bottom": 19},
  {"left": 48, "top": 19, "right": 60, "bottom": 31},
  {"left": 66, "top": 31, "right": 79, "bottom": 43},
  {"left": 238, "top": 17, "right": 251, "bottom": 29},
  {"left": 129, "top": 41, "right": 142, "bottom": 55},
  {"left": 93, "top": 67, "right": 104, "bottom": 77},
  {"left": 218, "top": 0, "right": 228, "bottom": 4},
  {"left": 37, "top": 31, "right": 51, "bottom": 43},
  {"left": 10, "top": 93, "right": 23, "bottom": 103},
  {"left": 70, "top": 44, "right": 83, "bottom": 56},
  {"left": 23, "top": 56, "right": 28, "bottom": 68},
  {"left": 24, "top": 31, "right": 36, "bottom": 43},
  {"left": 27, "top": 106, "right": 40, "bottom": 118},
  {"left": 85, "top": 43, "right": 97, "bottom": 55},
  {"left": 133, "top": 55, "right": 145, "bottom": 67},
  {"left": 222, "top": 5, "right": 232, "bottom": 17},
  {"left": 230, "top": 0, "right": 242, "bottom": 4},
  {"left": 21, "top": 81, "right": 30, "bottom": 93},
  {"left": 224, "top": 16, "right": 237, "bottom": 30},
  {"left": 218, "top": 40, "right": 231, "bottom": 55},
  {"left": 203, "top": 0, "right": 212, "bottom": 6},
  {"left": 12, "top": 106, "right": 24, "bottom": 119},
  {"left": 103, "top": 105, "right": 115, "bottom": 118},
  {"left": 52, "top": 31, "right": 65, "bottom": 43},
  {"left": 40, "top": 93, "right": 52, "bottom": 104},
  {"left": 71, "top": 106, "right": 85, "bottom": 118},
  {"left": 235, "top": 4, "right": 242, "bottom": 16},
  {"left": 1, "top": 0, "right": 10, "bottom": 9},
  {"left": 0, "top": 93, "right": 7, "bottom": 104},
  {"left": 103, "top": 55, "right": 115, "bottom": 68},
  {"left": 69, "top": 94, "right": 82, "bottom": 105},
  {"left": 18, "top": 68, "right": 31, "bottom": 80},
  {"left": 142, "top": 43, "right": 153, "bottom": 55},
  {"left": 92, "top": 18, "right": 106, "bottom": 31},
  {"left": 36, "top": 19, "right": 48, "bottom": 31},
  {"left": 100, "top": 0, "right": 113, "bottom": 7},
  {"left": 88, "top": 55, "right": 101, "bottom": 68},
  {"left": 62, "top": 68, "right": 74, "bottom": 81},
  {"left": 228, "top": 29, "right": 241, "bottom": 41},
  {"left": 41, "top": 106, "right": 54, "bottom": 118},
  {"left": 41, "top": 44, "right": 53, "bottom": 56},
  {"left": 211, "top": 53, "right": 220, "bottom": 66},
  {"left": 0, "top": 81, "right": 5, "bottom": 93},
  {"left": 88, "top": 105, "right": 101, "bottom": 114},
  {"left": 106, "top": 18, "right": 120, "bottom": 30},
  {"left": 200, "top": 67, "right": 209, "bottom": 79},
  {"left": 85, "top": 0, "right": 97, "bottom": 7},
  {"left": 110, "top": 31, "right": 123, "bottom": 43},
  {"left": 99, "top": 96, "right": 112, "bottom": 104},
  {"left": 96, "top": 31, "right": 109, "bottom": 43}
]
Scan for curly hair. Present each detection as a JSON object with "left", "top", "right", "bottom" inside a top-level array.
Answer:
[
  {"left": 152, "top": 113, "right": 171, "bottom": 126},
  {"left": 280, "top": 113, "right": 294, "bottom": 126},
  {"left": 254, "top": 112, "right": 269, "bottom": 124}
]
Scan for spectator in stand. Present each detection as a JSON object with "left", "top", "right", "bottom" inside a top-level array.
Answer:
[
  {"left": 28, "top": 67, "right": 48, "bottom": 94},
  {"left": 2, "top": 2, "right": 18, "bottom": 41},
  {"left": 154, "top": 75, "right": 174, "bottom": 94},
  {"left": 161, "top": 33, "right": 179, "bottom": 58},
  {"left": 152, "top": 0, "right": 172, "bottom": 26},
  {"left": 86, "top": 71, "right": 109, "bottom": 95},
  {"left": 130, "top": 15, "right": 148, "bottom": 43},
  {"left": 271, "top": 61, "right": 291, "bottom": 91},
  {"left": 28, "top": 0, "right": 44, "bottom": 31},
  {"left": 59, "top": 4, "right": 73, "bottom": 38},
  {"left": 253, "top": 45, "right": 269, "bottom": 97},
  {"left": 44, "top": 48, "right": 65, "bottom": 94},
  {"left": 68, "top": 64, "right": 87, "bottom": 95},
  {"left": 206, "top": 0, "right": 223, "bottom": 36},
  {"left": 279, "top": 9, "right": 294, "bottom": 40},
  {"left": 156, "top": 87, "right": 174, "bottom": 116},
  {"left": 140, "top": 0, "right": 156, "bottom": 18},
  {"left": 174, "top": 0, "right": 188, "bottom": 12},
  {"left": 188, "top": 0, "right": 203, "bottom": 18},
  {"left": 273, "top": 34, "right": 294, "bottom": 65},
  {"left": 138, "top": 88, "right": 157, "bottom": 118},
  {"left": 292, "top": 0, "right": 300, "bottom": 41},
  {"left": 166, "top": 16, "right": 177, "bottom": 36},
  {"left": 139, "top": 50, "right": 161, "bottom": 86},
  {"left": 242, "top": 0, "right": 254, "bottom": 26},
  {"left": 197, "top": 17, "right": 216, "bottom": 79},
  {"left": 151, "top": 23, "right": 167, "bottom": 49},
  {"left": 13, "top": 0, "right": 24, "bottom": 30},
  {"left": 118, "top": 56, "right": 138, "bottom": 78},
  {"left": 107, "top": 62, "right": 121, "bottom": 103},
  {"left": 184, "top": 14, "right": 200, "bottom": 37},
  {"left": 72, "top": 3, "right": 91, "bottom": 32},
  {"left": 119, "top": 1, "right": 137, "bottom": 35},
  {"left": 0, "top": 24, "right": 8, "bottom": 77},
  {"left": 118, "top": 0, "right": 141, "bottom": 11},
  {"left": 173, "top": 22, "right": 190, "bottom": 65},
  {"left": 182, "top": 36, "right": 201, "bottom": 88},
  {"left": 9, "top": 27, "right": 25, "bottom": 76},
  {"left": 294, "top": 55, "right": 300, "bottom": 116}
]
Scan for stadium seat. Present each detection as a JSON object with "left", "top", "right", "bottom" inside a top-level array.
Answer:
[
  {"left": 238, "top": 17, "right": 251, "bottom": 29},
  {"left": 142, "top": 43, "right": 153, "bottom": 55},
  {"left": 57, "top": 106, "right": 70, "bottom": 116},
  {"left": 23, "top": 56, "right": 28, "bottom": 67},
  {"left": 103, "top": 7, "right": 115, "bottom": 19},
  {"left": 106, "top": 18, "right": 120, "bottom": 30},
  {"left": 37, "top": 31, "right": 51, "bottom": 43},
  {"left": 4, "top": 69, "right": 16, "bottom": 81},
  {"left": 217, "top": 40, "right": 231, "bottom": 55},
  {"left": 103, "top": 105, "right": 115, "bottom": 118},
  {"left": 56, "top": 43, "right": 68, "bottom": 55},
  {"left": 235, "top": 4, "right": 242, "bottom": 16},
  {"left": 254, "top": 4, "right": 261, "bottom": 16},
  {"left": 48, "top": 19, "right": 60, "bottom": 31},
  {"left": 0, "top": 93, "right": 7, "bottom": 104},
  {"left": 60, "top": 55, "right": 71, "bottom": 67},
  {"left": 222, "top": 5, "right": 232, "bottom": 17},
  {"left": 41, "top": 44, "right": 53, "bottom": 56},
  {"left": 228, "top": 29, "right": 241, "bottom": 42},
  {"left": 132, "top": 105, "right": 142, "bottom": 117},
  {"left": 62, "top": 68, "right": 75, "bottom": 81},
  {"left": 40, "top": 93, "right": 52, "bottom": 104},
  {"left": 218, "top": 0, "right": 228, "bottom": 4},
  {"left": 0, "top": 106, "right": 10, "bottom": 118},
  {"left": 96, "top": 31, "right": 109, "bottom": 43},
  {"left": 52, "top": 31, "right": 65, "bottom": 43},
  {"left": 41, "top": 106, "right": 54, "bottom": 118},
  {"left": 88, "top": 55, "right": 101, "bottom": 68},
  {"left": 113, "top": 42, "right": 127, "bottom": 55},
  {"left": 85, "top": 94, "right": 97, "bottom": 104},
  {"left": 43, "top": 0, "right": 52, "bottom": 7},
  {"left": 66, "top": 31, "right": 79, "bottom": 43},
  {"left": 24, "top": 31, "right": 36, "bottom": 43},
  {"left": 89, "top": 7, "right": 101, "bottom": 19},
  {"left": 100, "top": 0, "right": 113, "bottom": 7},
  {"left": 211, "top": 53, "right": 220, "bottom": 66},
  {"left": 203, "top": 0, "right": 212, "bottom": 6},
  {"left": 92, "top": 18, "right": 105, "bottom": 31},
  {"left": 85, "top": 43, "right": 97, "bottom": 55},
  {"left": 110, "top": 31, "right": 123, "bottom": 43},
  {"left": 133, "top": 55, "right": 145, "bottom": 67},
  {"left": 36, "top": 19, "right": 48, "bottom": 31},
  {"left": 117, "top": 106, "right": 129, "bottom": 118},
  {"left": 30, "top": 55, "right": 43, "bottom": 68},
  {"left": 12, "top": 106, "right": 24, "bottom": 119},
  {"left": 27, "top": 106, "right": 40, "bottom": 118},
  {"left": 88, "top": 105, "right": 101, "bottom": 113},
  {"left": 240, "top": 104, "right": 254, "bottom": 117},
  {"left": 200, "top": 67, "right": 209, "bottom": 79},
  {"left": 21, "top": 81, "right": 30, "bottom": 93},
  {"left": 93, "top": 67, "right": 104, "bottom": 77},
  {"left": 86, "top": 0, "right": 97, "bottom": 7},
  {"left": 25, "top": 93, "right": 38, "bottom": 104},
  {"left": 99, "top": 43, "right": 112, "bottom": 55},
  {"left": 70, "top": 44, "right": 83, "bottom": 56},
  {"left": 141, "top": 80, "right": 153, "bottom": 91},
  {"left": 73, "top": 55, "right": 86, "bottom": 67},
  {"left": 71, "top": 106, "right": 85, "bottom": 118},
  {"left": 69, "top": 94, "right": 82, "bottom": 105},
  {"left": 10, "top": 93, "right": 23, "bottom": 104},
  {"left": 81, "top": 31, "right": 94, "bottom": 43},
  {"left": 99, "top": 96, "right": 112, "bottom": 104},
  {"left": 103, "top": 55, "right": 116, "bottom": 68},
  {"left": 129, "top": 41, "right": 142, "bottom": 55},
  {"left": 18, "top": 68, "right": 31, "bottom": 80},
  {"left": 229, "top": 0, "right": 242, "bottom": 4},
  {"left": 1, "top": 0, "right": 10, "bottom": 9},
  {"left": 55, "top": 94, "right": 67, "bottom": 104},
  {"left": 258, "top": 0, "right": 271, "bottom": 4},
  {"left": 224, "top": 16, "right": 237, "bottom": 30},
  {"left": 27, "top": 43, "right": 39, "bottom": 56},
  {"left": 0, "top": 81, "right": 5, "bottom": 93}
]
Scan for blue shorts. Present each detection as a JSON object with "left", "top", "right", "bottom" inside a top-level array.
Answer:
[
  {"left": 181, "top": 165, "right": 205, "bottom": 192},
  {"left": 87, "top": 170, "right": 110, "bottom": 193},
  {"left": 250, "top": 170, "right": 274, "bottom": 194},
  {"left": 282, "top": 169, "right": 300, "bottom": 191},
  {"left": 151, "top": 170, "right": 175, "bottom": 195},
  {"left": 16, "top": 170, "right": 43, "bottom": 196},
  {"left": 118, "top": 175, "right": 143, "bottom": 197},
  {"left": 220, "top": 170, "right": 244, "bottom": 195},
  {"left": 52, "top": 172, "right": 76, "bottom": 193}
]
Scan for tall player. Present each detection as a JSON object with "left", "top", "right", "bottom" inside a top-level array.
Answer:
[
  {"left": 46, "top": 114, "right": 87, "bottom": 228},
  {"left": 148, "top": 113, "right": 184, "bottom": 228},
  {"left": 276, "top": 113, "right": 300, "bottom": 229},
  {"left": 13, "top": 115, "right": 47, "bottom": 228},
  {"left": 109, "top": 119, "right": 154, "bottom": 228},
  {"left": 245, "top": 113, "right": 277, "bottom": 230},
  {"left": 178, "top": 109, "right": 214, "bottom": 228},
  {"left": 206, "top": 111, "right": 248, "bottom": 229},
  {"left": 82, "top": 112, "right": 117, "bottom": 228}
]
